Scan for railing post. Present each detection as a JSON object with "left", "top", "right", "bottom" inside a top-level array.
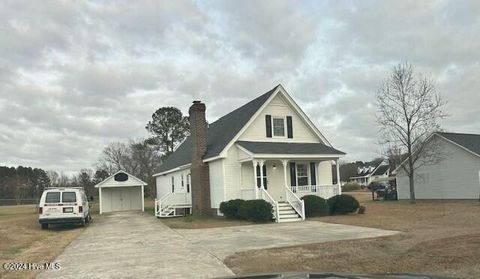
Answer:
[
  {"left": 301, "top": 200, "right": 305, "bottom": 220},
  {"left": 276, "top": 203, "right": 280, "bottom": 223}
]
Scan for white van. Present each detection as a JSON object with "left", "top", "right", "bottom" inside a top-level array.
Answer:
[{"left": 38, "top": 187, "right": 91, "bottom": 229}]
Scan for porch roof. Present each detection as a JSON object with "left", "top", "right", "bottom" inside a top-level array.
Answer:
[{"left": 236, "top": 141, "right": 345, "bottom": 157}]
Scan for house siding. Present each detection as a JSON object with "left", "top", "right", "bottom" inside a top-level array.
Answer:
[
  {"left": 223, "top": 146, "right": 242, "bottom": 201},
  {"left": 208, "top": 159, "right": 225, "bottom": 209},
  {"left": 317, "top": 161, "right": 333, "bottom": 185},
  {"left": 155, "top": 168, "right": 190, "bottom": 199},
  {"left": 397, "top": 135, "right": 480, "bottom": 199},
  {"left": 239, "top": 94, "right": 320, "bottom": 143}
]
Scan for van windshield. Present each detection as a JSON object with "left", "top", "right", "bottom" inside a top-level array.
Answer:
[
  {"left": 62, "top": 192, "right": 77, "bottom": 203},
  {"left": 45, "top": 192, "right": 60, "bottom": 203}
]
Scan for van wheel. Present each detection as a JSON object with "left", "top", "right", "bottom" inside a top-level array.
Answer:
[{"left": 41, "top": 223, "right": 48, "bottom": 230}]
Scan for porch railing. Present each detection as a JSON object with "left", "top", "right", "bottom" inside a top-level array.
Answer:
[
  {"left": 259, "top": 188, "right": 279, "bottom": 222},
  {"left": 285, "top": 185, "right": 305, "bottom": 220},
  {"left": 290, "top": 184, "right": 340, "bottom": 199},
  {"left": 155, "top": 192, "right": 191, "bottom": 217}
]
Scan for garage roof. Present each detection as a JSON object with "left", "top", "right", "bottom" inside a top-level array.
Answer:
[{"left": 94, "top": 171, "right": 147, "bottom": 188}]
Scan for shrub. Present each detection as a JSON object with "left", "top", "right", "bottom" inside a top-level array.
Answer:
[
  {"left": 327, "top": 194, "right": 360, "bottom": 215},
  {"left": 300, "top": 195, "right": 329, "bottom": 217},
  {"left": 341, "top": 182, "right": 362, "bottom": 192},
  {"left": 238, "top": 199, "right": 273, "bottom": 223},
  {"left": 358, "top": 205, "right": 366, "bottom": 214},
  {"left": 219, "top": 199, "right": 245, "bottom": 219}
]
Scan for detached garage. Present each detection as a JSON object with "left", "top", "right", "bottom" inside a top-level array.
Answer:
[{"left": 95, "top": 171, "right": 146, "bottom": 214}]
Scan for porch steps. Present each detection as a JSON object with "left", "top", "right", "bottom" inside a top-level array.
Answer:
[{"left": 277, "top": 202, "right": 302, "bottom": 223}]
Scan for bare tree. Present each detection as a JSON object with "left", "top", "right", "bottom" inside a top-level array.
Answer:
[
  {"left": 376, "top": 62, "right": 446, "bottom": 202},
  {"left": 96, "top": 139, "right": 161, "bottom": 197}
]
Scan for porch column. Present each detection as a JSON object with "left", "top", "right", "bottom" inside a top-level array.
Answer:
[
  {"left": 252, "top": 160, "right": 258, "bottom": 199},
  {"left": 282, "top": 159, "right": 288, "bottom": 189},
  {"left": 259, "top": 160, "right": 265, "bottom": 190},
  {"left": 336, "top": 159, "right": 342, "bottom": 194}
]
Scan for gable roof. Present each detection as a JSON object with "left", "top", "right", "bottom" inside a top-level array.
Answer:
[
  {"left": 393, "top": 131, "right": 480, "bottom": 173},
  {"left": 236, "top": 141, "right": 345, "bottom": 156},
  {"left": 436, "top": 132, "right": 480, "bottom": 157},
  {"left": 94, "top": 170, "right": 147, "bottom": 188},
  {"left": 157, "top": 86, "right": 278, "bottom": 173},
  {"left": 372, "top": 164, "right": 390, "bottom": 176}
]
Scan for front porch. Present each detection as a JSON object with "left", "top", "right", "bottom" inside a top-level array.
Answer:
[{"left": 238, "top": 157, "right": 342, "bottom": 222}]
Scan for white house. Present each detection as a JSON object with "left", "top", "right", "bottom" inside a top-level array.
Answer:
[
  {"left": 95, "top": 171, "right": 146, "bottom": 214},
  {"left": 349, "top": 160, "right": 390, "bottom": 186},
  {"left": 153, "top": 85, "right": 345, "bottom": 222},
  {"left": 396, "top": 132, "right": 480, "bottom": 200}
]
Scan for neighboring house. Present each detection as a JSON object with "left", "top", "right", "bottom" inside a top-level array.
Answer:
[
  {"left": 349, "top": 160, "right": 390, "bottom": 186},
  {"left": 396, "top": 132, "right": 480, "bottom": 200},
  {"left": 153, "top": 85, "right": 345, "bottom": 222}
]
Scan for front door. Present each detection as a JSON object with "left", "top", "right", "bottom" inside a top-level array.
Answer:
[{"left": 256, "top": 164, "right": 267, "bottom": 190}]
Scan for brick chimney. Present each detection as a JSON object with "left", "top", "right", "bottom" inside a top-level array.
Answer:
[{"left": 189, "top": 101, "right": 212, "bottom": 216}]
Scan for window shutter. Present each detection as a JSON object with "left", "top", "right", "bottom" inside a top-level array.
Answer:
[
  {"left": 290, "top": 162, "right": 296, "bottom": 186},
  {"left": 286, "top": 116, "right": 293, "bottom": 138},
  {"left": 256, "top": 165, "right": 261, "bottom": 188},
  {"left": 310, "top": 162, "right": 316, "bottom": 185},
  {"left": 265, "top": 115, "right": 272, "bottom": 138},
  {"left": 263, "top": 164, "right": 267, "bottom": 190}
]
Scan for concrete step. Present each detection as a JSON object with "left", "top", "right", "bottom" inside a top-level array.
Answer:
[
  {"left": 278, "top": 213, "right": 300, "bottom": 218},
  {"left": 278, "top": 209, "right": 296, "bottom": 214},
  {"left": 278, "top": 217, "right": 302, "bottom": 223}
]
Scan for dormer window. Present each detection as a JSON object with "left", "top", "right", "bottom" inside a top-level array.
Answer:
[{"left": 272, "top": 117, "right": 285, "bottom": 137}]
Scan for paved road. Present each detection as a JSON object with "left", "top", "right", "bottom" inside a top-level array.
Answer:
[{"left": 37, "top": 212, "right": 398, "bottom": 279}]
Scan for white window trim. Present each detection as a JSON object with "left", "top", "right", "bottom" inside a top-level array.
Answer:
[
  {"left": 296, "top": 163, "right": 310, "bottom": 186},
  {"left": 271, "top": 116, "right": 287, "bottom": 138}
]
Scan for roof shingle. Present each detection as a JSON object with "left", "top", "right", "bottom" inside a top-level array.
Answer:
[
  {"left": 236, "top": 141, "right": 345, "bottom": 155},
  {"left": 158, "top": 86, "right": 278, "bottom": 172},
  {"left": 437, "top": 132, "right": 480, "bottom": 157}
]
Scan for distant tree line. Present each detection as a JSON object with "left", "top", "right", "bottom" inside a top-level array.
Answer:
[{"left": 0, "top": 107, "right": 190, "bottom": 203}]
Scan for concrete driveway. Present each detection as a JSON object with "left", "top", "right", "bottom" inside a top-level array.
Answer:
[
  {"left": 177, "top": 221, "right": 398, "bottom": 259},
  {"left": 37, "top": 212, "right": 397, "bottom": 279},
  {"left": 37, "top": 211, "right": 234, "bottom": 279}
]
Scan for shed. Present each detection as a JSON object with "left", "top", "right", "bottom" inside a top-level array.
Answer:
[{"left": 94, "top": 171, "right": 146, "bottom": 214}]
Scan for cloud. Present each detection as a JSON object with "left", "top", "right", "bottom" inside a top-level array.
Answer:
[{"left": 0, "top": 0, "right": 479, "bottom": 172}]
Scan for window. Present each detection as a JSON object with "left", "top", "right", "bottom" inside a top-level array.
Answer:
[
  {"left": 171, "top": 176, "right": 175, "bottom": 193},
  {"left": 272, "top": 117, "right": 285, "bottom": 137},
  {"left": 181, "top": 174, "right": 184, "bottom": 187},
  {"left": 45, "top": 192, "right": 60, "bottom": 203},
  {"left": 62, "top": 192, "right": 76, "bottom": 203},
  {"left": 296, "top": 164, "right": 309, "bottom": 186},
  {"left": 186, "top": 174, "right": 191, "bottom": 193},
  {"left": 256, "top": 165, "right": 267, "bottom": 189}
]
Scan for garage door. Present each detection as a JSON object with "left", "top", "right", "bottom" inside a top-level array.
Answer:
[{"left": 102, "top": 187, "right": 142, "bottom": 213}]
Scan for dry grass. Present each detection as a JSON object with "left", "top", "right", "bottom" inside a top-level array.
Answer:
[
  {"left": 0, "top": 205, "right": 84, "bottom": 279},
  {"left": 161, "top": 215, "right": 254, "bottom": 229},
  {"left": 225, "top": 192, "right": 480, "bottom": 278}
]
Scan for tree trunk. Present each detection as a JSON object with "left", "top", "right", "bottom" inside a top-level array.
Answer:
[{"left": 408, "top": 159, "right": 416, "bottom": 203}]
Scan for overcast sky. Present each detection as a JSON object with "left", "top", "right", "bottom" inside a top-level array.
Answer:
[{"left": 1, "top": 0, "right": 479, "bottom": 173}]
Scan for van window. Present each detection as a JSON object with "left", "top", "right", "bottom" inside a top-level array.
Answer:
[
  {"left": 62, "top": 192, "right": 77, "bottom": 202},
  {"left": 45, "top": 192, "right": 60, "bottom": 203}
]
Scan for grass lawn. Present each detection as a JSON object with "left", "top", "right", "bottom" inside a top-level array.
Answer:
[
  {"left": 0, "top": 204, "right": 85, "bottom": 279},
  {"left": 225, "top": 191, "right": 480, "bottom": 279}
]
